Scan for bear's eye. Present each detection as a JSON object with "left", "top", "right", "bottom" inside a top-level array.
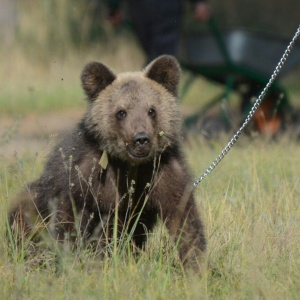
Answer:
[
  {"left": 116, "top": 110, "right": 127, "bottom": 120},
  {"left": 148, "top": 108, "right": 156, "bottom": 118}
]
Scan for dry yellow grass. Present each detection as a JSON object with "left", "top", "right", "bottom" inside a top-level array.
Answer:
[{"left": 1, "top": 136, "right": 300, "bottom": 299}]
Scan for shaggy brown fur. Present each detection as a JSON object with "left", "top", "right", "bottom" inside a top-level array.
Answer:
[{"left": 8, "top": 55, "right": 206, "bottom": 270}]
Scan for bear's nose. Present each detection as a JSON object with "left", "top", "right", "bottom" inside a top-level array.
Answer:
[{"left": 134, "top": 132, "right": 150, "bottom": 146}]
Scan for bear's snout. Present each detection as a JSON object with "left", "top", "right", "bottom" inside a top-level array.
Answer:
[
  {"left": 134, "top": 132, "right": 150, "bottom": 146},
  {"left": 126, "top": 131, "right": 152, "bottom": 159}
]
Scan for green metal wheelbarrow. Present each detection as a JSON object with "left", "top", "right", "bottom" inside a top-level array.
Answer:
[{"left": 179, "top": 18, "right": 300, "bottom": 136}]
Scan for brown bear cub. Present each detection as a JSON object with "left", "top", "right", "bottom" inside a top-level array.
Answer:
[{"left": 8, "top": 55, "right": 206, "bottom": 270}]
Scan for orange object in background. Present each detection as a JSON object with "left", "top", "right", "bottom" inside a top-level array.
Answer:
[{"left": 253, "top": 97, "right": 281, "bottom": 135}]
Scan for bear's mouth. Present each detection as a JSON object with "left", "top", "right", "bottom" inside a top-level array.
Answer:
[{"left": 127, "top": 146, "right": 151, "bottom": 159}]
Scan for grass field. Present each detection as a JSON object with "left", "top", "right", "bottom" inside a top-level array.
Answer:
[
  {"left": 1, "top": 135, "right": 300, "bottom": 299},
  {"left": 1, "top": 3, "right": 300, "bottom": 298}
]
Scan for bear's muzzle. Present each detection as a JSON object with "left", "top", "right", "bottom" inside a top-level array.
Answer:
[{"left": 127, "top": 132, "right": 151, "bottom": 159}]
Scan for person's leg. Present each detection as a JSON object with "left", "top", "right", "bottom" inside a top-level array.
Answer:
[
  {"left": 127, "top": 0, "right": 183, "bottom": 63},
  {"left": 149, "top": 0, "right": 183, "bottom": 61},
  {"left": 127, "top": 0, "right": 155, "bottom": 59}
]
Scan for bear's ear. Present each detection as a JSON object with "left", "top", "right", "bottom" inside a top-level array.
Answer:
[
  {"left": 81, "top": 62, "right": 116, "bottom": 100},
  {"left": 144, "top": 55, "right": 181, "bottom": 96}
]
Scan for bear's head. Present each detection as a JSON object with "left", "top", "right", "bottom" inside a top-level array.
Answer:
[{"left": 81, "top": 55, "right": 182, "bottom": 164}]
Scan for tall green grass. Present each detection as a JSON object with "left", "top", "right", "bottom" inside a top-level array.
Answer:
[{"left": 1, "top": 137, "right": 299, "bottom": 299}]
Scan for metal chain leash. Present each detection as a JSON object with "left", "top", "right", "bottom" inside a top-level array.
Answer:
[{"left": 193, "top": 25, "right": 300, "bottom": 188}]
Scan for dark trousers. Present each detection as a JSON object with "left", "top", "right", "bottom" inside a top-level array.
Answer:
[{"left": 127, "top": 0, "right": 183, "bottom": 63}]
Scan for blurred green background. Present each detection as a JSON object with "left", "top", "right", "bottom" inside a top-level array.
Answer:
[{"left": 1, "top": 0, "right": 299, "bottom": 113}]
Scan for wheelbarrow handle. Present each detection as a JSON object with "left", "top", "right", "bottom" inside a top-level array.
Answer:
[{"left": 207, "top": 16, "right": 232, "bottom": 65}]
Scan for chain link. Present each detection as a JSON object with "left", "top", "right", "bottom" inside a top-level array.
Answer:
[{"left": 193, "top": 25, "right": 300, "bottom": 188}]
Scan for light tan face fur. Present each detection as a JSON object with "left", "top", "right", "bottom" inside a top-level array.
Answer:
[
  {"left": 88, "top": 73, "right": 181, "bottom": 164},
  {"left": 81, "top": 55, "right": 182, "bottom": 164}
]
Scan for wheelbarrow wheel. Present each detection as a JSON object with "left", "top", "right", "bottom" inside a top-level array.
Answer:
[
  {"left": 241, "top": 90, "right": 286, "bottom": 136},
  {"left": 252, "top": 97, "right": 282, "bottom": 135}
]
